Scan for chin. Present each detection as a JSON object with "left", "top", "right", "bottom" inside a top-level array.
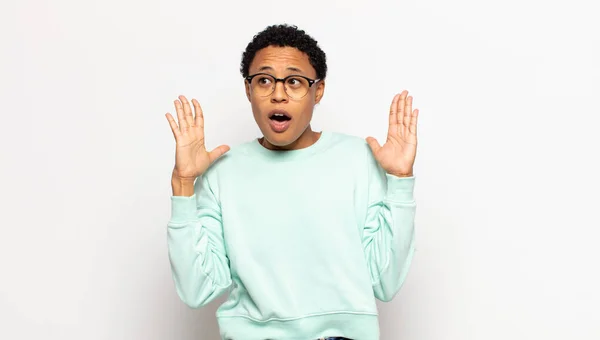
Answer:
[
  {"left": 262, "top": 131, "right": 297, "bottom": 147},
  {"left": 258, "top": 123, "right": 305, "bottom": 148}
]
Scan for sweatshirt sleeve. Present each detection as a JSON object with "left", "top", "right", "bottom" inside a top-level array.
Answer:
[
  {"left": 362, "top": 145, "right": 417, "bottom": 302},
  {"left": 167, "top": 171, "right": 232, "bottom": 308}
]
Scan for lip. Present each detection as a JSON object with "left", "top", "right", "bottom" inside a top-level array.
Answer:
[
  {"left": 267, "top": 109, "right": 292, "bottom": 133},
  {"left": 267, "top": 109, "right": 291, "bottom": 119}
]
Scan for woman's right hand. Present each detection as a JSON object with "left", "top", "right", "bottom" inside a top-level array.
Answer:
[{"left": 166, "top": 95, "right": 230, "bottom": 181}]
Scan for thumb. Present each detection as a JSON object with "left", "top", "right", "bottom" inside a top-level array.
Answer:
[
  {"left": 365, "top": 137, "right": 381, "bottom": 154},
  {"left": 208, "top": 145, "right": 230, "bottom": 163}
]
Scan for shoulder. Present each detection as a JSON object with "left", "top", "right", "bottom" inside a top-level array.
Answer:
[
  {"left": 327, "top": 131, "right": 367, "bottom": 146},
  {"left": 201, "top": 138, "right": 256, "bottom": 177},
  {"left": 325, "top": 131, "right": 370, "bottom": 151},
  {"left": 324, "top": 131, "right": 375, "bottom": 161},
  {"left": 196, "top": 139, "right": 255, "bottom": 195}
]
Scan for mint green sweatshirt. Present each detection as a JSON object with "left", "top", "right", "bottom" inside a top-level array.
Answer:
[{"left": 167, "top": 131, "right": 416, "bottom": 340}]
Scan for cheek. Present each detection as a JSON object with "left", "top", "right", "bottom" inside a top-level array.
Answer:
[
  {"left": 300, "top": 98, "right": 316, "bottom": 114},
  {"left": 250, "top": 98, "right": 269, "bottom": 120},
  {"left": 251, "top": 102, "right": 262, "bottom": 118},
  {"left": 296, "top": 105, "right": 315, "bottom": 126}
]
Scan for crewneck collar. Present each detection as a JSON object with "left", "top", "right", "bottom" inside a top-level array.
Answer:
[{"left": 247, "top": 131, "right": 332, "bottom": 161}]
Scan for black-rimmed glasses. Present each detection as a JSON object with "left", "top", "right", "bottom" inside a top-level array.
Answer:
[{"left": 245, "top": 73, "right": 321, "bottom": 99}]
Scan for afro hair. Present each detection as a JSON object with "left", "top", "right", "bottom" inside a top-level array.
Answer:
[{"left": 240, "top": 24, "right": 327, "bottom": 80}]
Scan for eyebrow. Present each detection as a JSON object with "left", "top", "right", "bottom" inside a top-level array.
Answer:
[{"left": 257, "top": 66, "right": 305, "bottom": 74}]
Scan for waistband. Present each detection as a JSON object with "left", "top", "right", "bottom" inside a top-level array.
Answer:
[{"left": 217, "top": 312, "right": 379, "bottom": 340}]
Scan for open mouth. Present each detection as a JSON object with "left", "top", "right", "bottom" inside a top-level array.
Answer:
[
  {"left": 268, "top": 110, "right": 292, "bottom": 132},
  {"left": 269, "top": 111, "right": 291, "bottom": 122}
]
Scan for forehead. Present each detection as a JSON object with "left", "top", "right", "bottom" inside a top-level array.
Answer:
[{"left": 249, "top": 46, "right": 316, "bottom": 77}]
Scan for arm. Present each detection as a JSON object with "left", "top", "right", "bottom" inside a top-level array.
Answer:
[
  {"left": 167, "top": 171, "right": 232, "bottom": 308},
  {"left": 362, "top": 148, "right": 416, "bottom": 302},
  {"left": 364, "top": 90, "right": 419, "bottom": 301}
]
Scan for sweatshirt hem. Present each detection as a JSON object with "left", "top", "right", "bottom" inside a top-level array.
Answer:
[
  {"left": 216, "top": 310, "right": 378, "bottom": 322},
  {"left": 216, "top": 311, "right": 380, "bottom": 340}
]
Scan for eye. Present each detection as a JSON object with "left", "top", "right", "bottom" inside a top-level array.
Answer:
[
  {"left": 286, "top": 77, "right": 304, "bottom": 88},
  {"left": 257, "top": 77, "right": 272, "bottom": 85}
]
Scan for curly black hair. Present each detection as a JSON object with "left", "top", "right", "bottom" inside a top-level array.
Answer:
[{"left": 240, "top": 24, "right": 327, "bottom": 80}]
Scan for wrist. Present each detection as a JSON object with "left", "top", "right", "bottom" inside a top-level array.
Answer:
[
  {"left": 171, "top": 172, "right": 196, "bottom": 197},
  {"left": 171, "top": 168, "right": 197, "bottom": 182},
  {"left": 389, "top": 172, "right": 413, "bottom": 178}
]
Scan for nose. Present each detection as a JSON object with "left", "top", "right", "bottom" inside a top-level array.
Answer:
[{"left": 270, "top": 80, "right": 288, "bottom": 103}]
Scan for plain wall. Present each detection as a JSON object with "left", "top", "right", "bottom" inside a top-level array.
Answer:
[{"left": 1, "top": 0, "right": 599, "bottom": 339}]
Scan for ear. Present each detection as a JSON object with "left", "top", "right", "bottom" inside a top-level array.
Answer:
[
  {"left": 314, "top": 79, "right": 325, "bottom": 104},
  {"left": 244, "top": 80, "right": 251, "bottom": 102}
]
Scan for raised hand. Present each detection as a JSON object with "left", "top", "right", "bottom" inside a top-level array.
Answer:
[
  {"left": 366, "top": 90, "right": 419, "bottom": 177},
  {"left": 166, "top": 95, "right": 230, "bottom": 181}
]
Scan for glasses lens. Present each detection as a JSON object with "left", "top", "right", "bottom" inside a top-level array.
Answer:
[
  {"left": 251, "top": 75, "right": 276, "bottom": 97},
  {"left": 250, "top": 75, "right": 311, "bottom": 99},
  {"left": 284, "top": 76, "right": 310, "bottom": 99}
]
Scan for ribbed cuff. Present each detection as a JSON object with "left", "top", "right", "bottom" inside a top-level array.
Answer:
[
  {"left": 385, "top": 174, "right": 415, "bottom": 203},
  {"left": 169, "top": 194, "right": 198, "bottom": 223}
]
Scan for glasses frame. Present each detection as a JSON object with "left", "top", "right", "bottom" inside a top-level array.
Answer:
[{"left": 245, "top": 73, "right": 321, "bottom": 99}]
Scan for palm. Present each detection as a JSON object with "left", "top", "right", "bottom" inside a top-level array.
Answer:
[
  {"left": 166, "top": 95, "right": 230, "bottom": 180},
  {"left": 366, "top": 90, "right": 419, "bottom": 177}
]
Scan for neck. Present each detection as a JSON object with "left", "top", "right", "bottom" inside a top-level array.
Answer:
[{"left": 260, "top": 126, "right": 321, "bottom": 151}]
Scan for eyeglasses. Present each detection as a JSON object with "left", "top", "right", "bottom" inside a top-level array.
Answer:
[{"left": 245, "top": 73, "right": 321, "bottom": 99}]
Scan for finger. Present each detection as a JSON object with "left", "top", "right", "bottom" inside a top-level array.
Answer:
[
  {"left": 192, "top": 99, "right": 204, "bottom": 129},
  {"left": 165, "top": 113, "right": 180, "bottom": 140},
  {"left": 174, "top": 100, "right": 188, "bottom": 133},
  {"left": 403, "top": 95, "right": 412, "bottom": 138},
  {"left": 388, "top": 94, "right": 400, "bottom": 137},
  {"left": 208, "top": 145, "right": 231, "bottom": 164},
  {"left": 179, "top": 95, "right": 195, "bottom": 127},
  {"left": 409, "top": 109, "right": 419, "bottom": 140},
  {"left": 397, "top": 91, "right": 407, "bottom": 137},
  {"left": 365, "top": 137, "right": 381, "bottom": 154}
]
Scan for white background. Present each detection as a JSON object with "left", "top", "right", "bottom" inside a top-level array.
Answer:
[{"left": 1, "top": 0, "right": 599, "bottom": 339}]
